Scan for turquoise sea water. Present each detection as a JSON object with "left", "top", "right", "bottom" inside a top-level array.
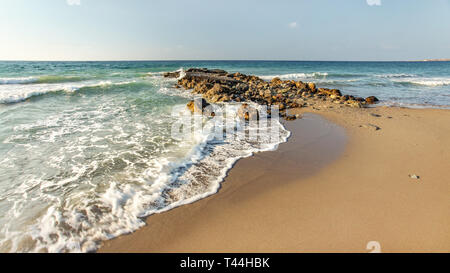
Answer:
[
  {"left": 1, "top": 61, "right": 450, "bottom": 106},
  {"left": 0, "top": 61, "right": 449, "bottom": 252}
]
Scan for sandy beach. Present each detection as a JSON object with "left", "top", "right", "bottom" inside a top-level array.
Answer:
[
  {"left": 4, "top": 0, "right": 450, "bottom": 257},
  {"left": 100, "top": 105, "right": 450, "bottom": 253}
]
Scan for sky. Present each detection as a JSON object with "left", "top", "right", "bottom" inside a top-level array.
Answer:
[{"left": 0, "top": 0, "right": 449, "bottom": 61}]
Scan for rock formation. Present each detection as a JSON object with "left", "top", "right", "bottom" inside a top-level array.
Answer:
[{"left": 165, "top": 68, "right": 379, "bottom": 121}]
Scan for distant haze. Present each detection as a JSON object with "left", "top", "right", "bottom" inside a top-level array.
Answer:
[{"left": 1, "top": 0, "right": 449, "bottom": 61}]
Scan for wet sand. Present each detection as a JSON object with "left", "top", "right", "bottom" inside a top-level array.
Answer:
[{"left": 100, "top": 106, "right": 450, "bottom": 253}]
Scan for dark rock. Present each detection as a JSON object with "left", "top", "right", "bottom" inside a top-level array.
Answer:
[
  {"left": 348, "top": 100, "right": 363, "bottom": 108},
  {"left": 341, "top": 95, "right": 350, "bottom": 101},
  {"left": 194, "top": 82, "right": 213, "bottom": 94},
  {"left": 287, "top": 102, "right": 300, "bottom": 109},
  {"left": 209, "top": 69, "right": 228, "bottom": 75},
  {"left": 163, "top": 71, "right": 180, "bottom": 78},
  {"left": 176, "top": 68, "right": 380, "bottom": 112},
  {"left": 295, "top": 81, "right": 308, "bottom": 90},
  {"left": 186, "top": 68, "right": 209, "bottom": 73},
  {"left": 237, "top": 103, "right": 259, "bottom": 121},
  {"left": 307, "top": 83, "right": 317, "bottom": 91},
  {"left": 284, "top": 115, "right": 297, "bottom": 121},
  {"left": 271, "top": 77, "right": 283, "bottom": 86},
  {"left": 409, "top": 174, "right": 420, "bottom": 179},
  {"left": 235, "top": 83, "right": 249, "bottom": 93},
  {"left": 187, "top": 99, "right": 211, "bottom": 115},
  {"left": 366, "top": 96, "right": 379, "bottom": 104},
  {"left": 277, "top": 103, "right": 287, "bottom": 111},
  {"left": 361, "top": 124, "right": 381, "bottom": 131}
]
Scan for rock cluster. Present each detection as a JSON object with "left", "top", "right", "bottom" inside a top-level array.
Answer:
[
  {"left": 166, "top": 68, "right": 379, "bottom": 120},
  {"left": 187, "top": 98, "right": 209, "bottom": 114}
]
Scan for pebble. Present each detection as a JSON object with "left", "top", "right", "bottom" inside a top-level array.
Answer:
[{"left": 361, "top": 124, "right": 381, "bottom": 131}]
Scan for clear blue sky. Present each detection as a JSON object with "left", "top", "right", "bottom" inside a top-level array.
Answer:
[{"left": 1, "top": 0, "right": 449, "bottom": 61}]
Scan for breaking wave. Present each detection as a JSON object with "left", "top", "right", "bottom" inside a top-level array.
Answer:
[
  {"left": 0, "top": 99, "right": 290, "bottom": 253},
  {"left": 0, "top": 77, "right": 38, "bottom": 85},
  {"left": 0, "top": 75, "right": 88, "bottom": 85},
  {"left": 394, "top": 78, "right": 450, "bottom": 87},
  {"left": 375, "top": 73, "right": 416, "bottom": 78},
  {"left": 259, "top": 72, "right": 329, "bottom": 81},
  {"left": 0, "top": 80, "right": 137, "bottom": 104}
]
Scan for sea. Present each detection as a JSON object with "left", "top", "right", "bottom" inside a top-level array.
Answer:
[{"left": 0, "top": 61, "right": 449, "bottom": 252}]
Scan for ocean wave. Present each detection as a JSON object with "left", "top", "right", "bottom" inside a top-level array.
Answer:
[
  {"left": 0, "top": 102, "right": 290, "bottom": 253},
  {"left": 315, "top": 79, "right": 360, "bottom": 85},
  {"left": 0, "top": 77, "right": 38, "bottom": 85},
  {"left": 259, "top": 72, "right": 329, "bottom": 81},
  {"left": 36, "top": 75, "right": 87, "bottom": 84},
  {"left": 177, "top": 68, "right": 187, "bottom": 80},
  {"left": 0, "top": 80, "right": 137, "bottom": 104},
  {"left": 375, "top": 73, "right": 416, "bottom": 78},
  {"left": 146, "top": 72, "right": 165, "bottom": 77},
  {"left": 394, "top": 78, "right": 450, "bottom": 87},
  {"left": 147, "top": 68, "right": 186, "bottom": 80},
  {"left": 0, "top": 75, "right": 87, "bottom": 85}
]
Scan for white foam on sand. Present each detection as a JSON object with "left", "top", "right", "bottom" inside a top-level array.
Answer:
[{"left": 0, "top": 94, "right": 290, "bottom": 253}]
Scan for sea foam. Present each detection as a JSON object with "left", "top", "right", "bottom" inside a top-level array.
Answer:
[
  {"left": 395, "top": 78, "right": 450, "bottom": 87},
  {"left": 259, "top": 72, "right": 328, "bottom": 81},
  {"left": 0, "top": 77, "right": 290, "bottom": 253},
  {"left": 0, "top": 77, "right": 38, "bottom": 85},
  {"left": 0, "top": 80, "right": 136, "bottom": 104}
]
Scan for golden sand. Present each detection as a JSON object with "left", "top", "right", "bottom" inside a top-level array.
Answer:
[{"left": 100, "top": 106, "right": 450, "bottom": 253}]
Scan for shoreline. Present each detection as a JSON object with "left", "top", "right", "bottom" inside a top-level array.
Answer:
[
  {"left": 100, "top": 105, "right": 450, "bottom": 253},
  {"left": 99, "top": 112, "right": 348, "bottom": 252},
  {"left": 1, "top": 63, "right": 450, "bottom": 253},
  {"left": 99, "top": 68, "right": 450, "bottom": 253}
]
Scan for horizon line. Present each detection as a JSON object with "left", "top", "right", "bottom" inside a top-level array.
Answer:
[{"left": 0, "top": 59, "right": 442, "bottom": 62}]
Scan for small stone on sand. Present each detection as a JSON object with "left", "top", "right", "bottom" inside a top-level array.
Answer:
[
  {"left": 361, "top": 124, "right": 381, "bottom": 131},
  {"left": 409, "top": 174, "right": 420, "bottom": 179}
]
